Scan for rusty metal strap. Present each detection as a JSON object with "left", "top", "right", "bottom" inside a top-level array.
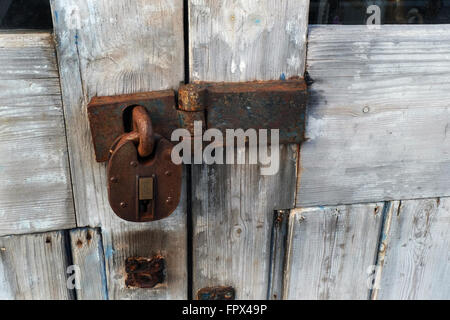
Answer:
[{"left": 88, "top": 79, "right": 307, "bottom": 162}]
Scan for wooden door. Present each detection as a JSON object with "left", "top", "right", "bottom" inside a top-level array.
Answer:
[
  {"left": 1, "top": 0, "right": 187, "bottom": 300},
  {"left": 1, "top": 0, "right": 449, "bottom": 300}
]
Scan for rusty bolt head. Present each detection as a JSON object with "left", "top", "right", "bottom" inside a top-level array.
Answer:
[
  {"left": 166, "top": 197, "right": 172, "bottom": 204},
  {"left": 120, "top": 202, "right": 128, "bottom": 208},
  {"left": 165, "top": 171, "right": 171, "bottom": 176},
  {"left": 130, "top": 161, "right": 138, "bottom": 167},
  {"left": 110, "top": 177, "right": 118, "bottom": 183}
]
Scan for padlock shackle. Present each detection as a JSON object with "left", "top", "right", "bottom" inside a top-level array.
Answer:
[{"left": 131, "top": 105, "right": 155, "bottom": 158}]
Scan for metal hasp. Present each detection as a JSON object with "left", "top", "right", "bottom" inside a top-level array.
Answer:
[
  {"left": 88, "top": 91, "right": 180, "bottom": 163},
  {"left": 178, "top": 79, "right": 307, "bottom": 144},
  {"left": 87, "top": 79, "right": 307, "bottom": 222}
]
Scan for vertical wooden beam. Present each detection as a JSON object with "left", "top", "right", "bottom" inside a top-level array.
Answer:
[
  {"left": 189, "top": 0, "right": 309, "bottom": 82},
  {"left": 189, "top": 0, "right": 309, "bottom": 299},
  {"left": 51, "top": 0, "right": 187, "bottom": 299},
  {"left": 192, "top": 149, "right": 298, "bottom": 299},
  {"left": 69, "top": 228, "right": 108, "bottom": 300}
]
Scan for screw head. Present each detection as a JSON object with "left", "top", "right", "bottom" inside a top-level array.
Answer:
[
  {"left": 120, "top": 202, "right": 128, "bottom": 208},
  {"left": 110, "top": 177, "right": 118, "bottom": 183},
  {"left": 130, "top": 161, "right": 138, "bottom": 167},
  {"left": 165, "top": 171, "right": 171, "bottom": 176},
  {"left": 166, "top": 197, "right": 172, "bottom": 204}
]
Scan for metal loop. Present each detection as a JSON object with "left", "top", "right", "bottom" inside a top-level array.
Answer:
[{"left": 131, "top": 105, "right": 155, "bottom": 158}]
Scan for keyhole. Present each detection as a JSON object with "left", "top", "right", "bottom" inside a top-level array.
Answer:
[
  {"left": 138, "top": 176, "right": 155, "bottom": 220},
  {"left": 139, "top": 200, "right": 149, "bottom": 213}
]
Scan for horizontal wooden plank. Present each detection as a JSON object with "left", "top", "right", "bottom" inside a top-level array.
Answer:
[
  {"left": 0, "top": 31, "right": 54, "bottom": 48},
  {"left": 0, "top": 31, "right": 59, "bottom": 80},
  {"left": 0, "top": 231, "right": 74, "bottom": 300},
  {"left": 0, "top": 32, "right": 75, "bottom": 236},
  {"left": 297, "top": 25, "right": 450, "bottom": 206},
  {"left": 284, "top": 203, "right": 384, "bottom": 300},
  {"left": 375, "top": 198, "right": 450, "bottom": 300},
  {"left": 0, "top": 48, "right": 59, "bottom": 79},
  {"left": 51, "top": 0, "right": 187, "bottom": 299}
]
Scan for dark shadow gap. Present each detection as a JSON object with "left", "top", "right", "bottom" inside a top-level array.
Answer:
[
  {"left": 63, "top": 229, "right": 78, "bottom": 300},
  {"left": 183, "top": 0, "right": 194, "bottom": 301},
  {"left": 309, "top": 0, "right": 450, "bottom": 24},
  {"left": 0, "top": 0, "right": 53, "bottom": 30}
]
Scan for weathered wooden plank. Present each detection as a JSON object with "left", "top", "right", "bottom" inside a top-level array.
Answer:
[
  {"left": 0, "top": 31, "right": 75, "bottom": 236},
  {"left": 374, "top": 198, "right": 450, "bottom": 300},
  {"left": 0, "top": 31, "right": 52, "bottom": 47},
  {"left": 0, "top": 231, "right": 74, "bottom": 300},
  {"left": 69, "top": 228, "right": 108, "bottom": 300},
  {"left": 51, "top": 0, "right": 187, "bottom": 299},
  {"left": 0, "top": 32, "right": 59, "bottom": 79},
  {"left": 189, "top": 0, "right": 309, "bottom": 82},
  {"left": 298, "top": 24, "right": 450, "bottom": 207},
  {"left": 0, "top": 48, "right": 59, "bottom": 79},
  {"left": 192, "top": 146, "right": 298, "bottom": 299},
  {"left": 283, "top": 203, "right": 384, "bottom": 300},
  {"left": 189, "top": 0, "right": 309, "bottom": 299}
]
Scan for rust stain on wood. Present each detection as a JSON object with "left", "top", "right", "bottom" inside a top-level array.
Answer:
[{"left": 125, "top": 255, "right": 165, "bottom": 289}]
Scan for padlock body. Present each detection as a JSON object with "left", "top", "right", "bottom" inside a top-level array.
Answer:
[{"left": 107, "top": 136, "right": 182, "bottom": 222}]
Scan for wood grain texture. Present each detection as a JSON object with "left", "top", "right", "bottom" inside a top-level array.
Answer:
[
  {"left": 0, "top": 31, "right": 75, "bottom": 236},
  {"left": 189, "top": 0, "right": 309, "bottom": 82},
  {"left": 192, "top": 146, "right": 298, "bottom": 299},
  {"left": 283, "top": 203, "right": 384, "bottom": 300},
  {"left": 0, "top": 231, "right": 74, "bottom": 300},
  {"left": 69, "top": 228, "right": 108, "bottom": 300},
  {"left": 298, "top": 25, "right": 450, "bottom": 207},
  {"left": 189, "top": 0, "right": 309, "bottom": 299},
  {"left": 375, "top": 198, "right": 450, "bottom": 300},
  {"left": 51, "top": 0, "right": 187, "bottom": 299},
  {"left": 0, "top": 32, "right": 59, "bottom": 80},
  {"left": 0, "top": 31, "right": 53, "bottom": 47}
]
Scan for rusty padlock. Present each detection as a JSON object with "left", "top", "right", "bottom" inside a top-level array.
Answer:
[{"left": 107, "top": 106, "right": 182, "bottom": 222}]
